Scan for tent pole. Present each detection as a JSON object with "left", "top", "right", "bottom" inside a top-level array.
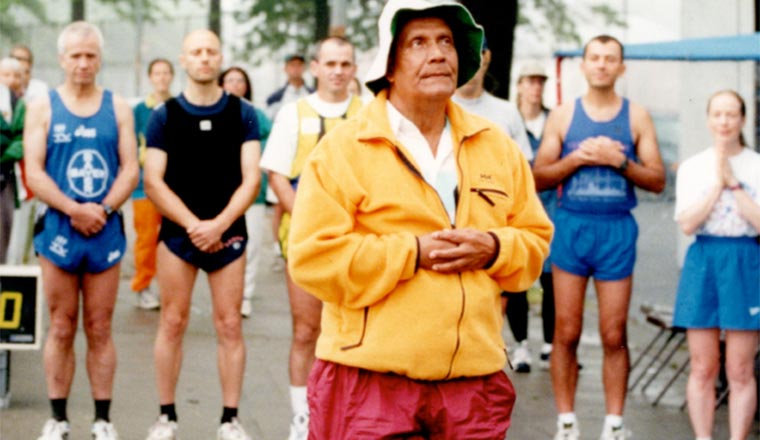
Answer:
[{"left": 555, "top": 56, "right": 564, "bottom": 105}]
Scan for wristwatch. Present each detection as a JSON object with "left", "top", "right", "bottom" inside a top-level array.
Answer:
[
  {"left": 617, "top": 157, "right": 629, "bottom": 172},
  {"left": 101, "top": 203, "right": 114, "bottom": 216}
]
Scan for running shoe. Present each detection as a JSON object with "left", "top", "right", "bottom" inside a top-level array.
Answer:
[
  {"left": 217, "top": 418, "right": 251, "bottom": 440},
  {"left": 512, "top": 340, "right": 532, "bottom": 373},
  {"left": 38, "top": 419, "right": 70, "bottom": 440},
  {"left": 599, "top": 423, "right": 631, "bottom": 440},
  {"left": 287, "top": 411, "right": 309, "bottom": 440},
  {"left": 146, "top": 415, "right": 178, "bottom": 440},
  {"left": 554, "top": 420, "right": 580, "bottom": 440},
  {"left": 91, "top": 419, "right": 119, "bottom": 439},
  {"left": 241, "top": 299, "right": 253, "bottom": 318},
  {"left": 137, "top": 288, "right": 160, "bottom": 310}
]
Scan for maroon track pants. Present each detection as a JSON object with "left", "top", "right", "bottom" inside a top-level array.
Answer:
[{"left": 308, "top": 359, "right": 516, "bottom": 439}]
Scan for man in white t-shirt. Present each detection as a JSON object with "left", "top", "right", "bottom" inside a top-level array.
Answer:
[
  {"left": 452, "top": 43, "right": 532, "bottom": 160},
  {"left": 259, "top": 36, "right": 362, "bottom": 440},
  {"left": 10, "top": 44, "right": 48, "bottom": 103},
  {"left": 7, "top": 45, "right": 48, "bottom": 265}
]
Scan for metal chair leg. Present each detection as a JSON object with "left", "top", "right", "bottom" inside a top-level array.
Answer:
[
  {"left": 653, "top": 358, "right": 690, "bottom": 406},
  {"left": 630, "top": 330, "right": 679, "bottom": 391},
  {"left": 630, "top": 327, "right": 667, "bottom": 373},
  {"left": 642, "top": 333, "right": 687, "bottom": 394}
]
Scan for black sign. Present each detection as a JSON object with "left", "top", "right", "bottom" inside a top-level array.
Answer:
[{"left": 0, "top": 266, "right": 42, "bottom": 350}]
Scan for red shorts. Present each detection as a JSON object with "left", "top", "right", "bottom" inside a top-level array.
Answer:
[{"left": 307, "top": 359, "right": 516, "bottom": 439}]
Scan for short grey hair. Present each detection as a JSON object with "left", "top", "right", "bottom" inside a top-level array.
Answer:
[
  {"left": 0, "top": 57, "right": 22, "bottom": 73},
  {"left": 57, "top": 21, "right": 104, "bottom": 55}
]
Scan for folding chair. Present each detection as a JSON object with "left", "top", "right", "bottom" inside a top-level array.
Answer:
[{"left": 628, "top": 304, "right": 688, "bottom": 406}]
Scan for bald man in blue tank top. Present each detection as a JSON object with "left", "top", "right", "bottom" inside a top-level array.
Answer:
[
  {"left": 23, "top": 22, "right": 138, "bottom": 440},
  {"left": 533, "top": 35, "right": 666, "bottom": 440}
]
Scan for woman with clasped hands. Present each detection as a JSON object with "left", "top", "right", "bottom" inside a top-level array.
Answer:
[{"left": 673, "top": 89, "right": 760, "bottom": 440}]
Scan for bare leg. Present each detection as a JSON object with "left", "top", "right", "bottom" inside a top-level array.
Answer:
[
  {"left": 685, "top": 329, "right": 721, "bottom": 438},
  {"left": 153, "top": 243, "right": 198, "bottom": 404},
  {"left": 286, "top": 266, "right": 322, "bottom": 386},
  {"left": 81, "top": 264, "right": 121, "bottom": 399},
  {"left": 207, "top": 255, "right": 246, "bottom": 407},
  {"left": 550, "top": 266, "right": 588, "bottom": 413},
  {"left": 594, "top": 277, "right": 633, "bottom": 416},
  {"left": 40, "top": 256, "right": 81, "bottom": 399},
  {"left": 724, "top": 330, "right": 759, "bottom": 440}
]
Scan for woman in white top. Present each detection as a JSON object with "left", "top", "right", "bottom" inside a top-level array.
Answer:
[{"left": 673, "top": 90, "right": 760, "bottom": 440}]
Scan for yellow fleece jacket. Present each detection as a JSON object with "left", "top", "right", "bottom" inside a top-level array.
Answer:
[{"left": 288, "top": 90, "right": 553, "bottom": 380}]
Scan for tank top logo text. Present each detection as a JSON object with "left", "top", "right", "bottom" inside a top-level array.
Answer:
[
  {"left": 53, "top": 123, "right": 72, "bottom": 144},
  {"left": 74, "top": 124, "right": 97, "bottom": 138}
]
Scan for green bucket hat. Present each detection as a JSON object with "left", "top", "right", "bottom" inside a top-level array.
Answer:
[{"left": 364, "top": 0, "right": 484, "bottom": 95}]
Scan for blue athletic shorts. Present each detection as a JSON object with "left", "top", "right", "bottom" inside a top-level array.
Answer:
[
  {"left": 33, "top": 207, "right": 126, "bottom": 273},
  {"left": 551, "top": 209, "right": 638, "bottom": 281},
  {"left": 161, "top": 233, "right": 246, "bottom": 273},
  {"left": 673, "top": 235, "right": 760, "bottom": 331}
]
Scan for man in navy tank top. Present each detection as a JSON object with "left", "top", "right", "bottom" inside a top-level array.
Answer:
[
  {"left": 533, "top": 35, "right": 666, "bottom": 440},
  {"left": 142, "top": 29, "right": 260, "bottom": 440},
  {"left": 23, "top": 22, "right": 139, "bottom": 440}
]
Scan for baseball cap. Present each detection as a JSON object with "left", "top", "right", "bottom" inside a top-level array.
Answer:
[
  {"left": 285, "top": 54, "right": 306, "bottom": 63},
  {"left": 518, "top": 62, "right": 548, "bottom": 80}
]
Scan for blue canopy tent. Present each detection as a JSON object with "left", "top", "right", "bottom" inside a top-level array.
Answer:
[{"left": 551, "top": 32, "right": 760, "bottom": 103}]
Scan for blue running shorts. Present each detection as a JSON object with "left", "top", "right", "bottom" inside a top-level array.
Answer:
[
  {"left": 33, "top": 207, "right": 126, "bottom": 273},
  {"left": 673, "top": 235, "right": 760, "bottom": 331},
  {"left": 550, "top": 209, "right": 638, "bottom": 281},
  {"left": 161, "top": 233, "right": 246, "bottom": 273}
]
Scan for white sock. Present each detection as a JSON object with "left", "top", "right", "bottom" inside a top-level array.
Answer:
[
  {"left": 558, "top": 412, "right": 577, "bottom": 426},
  {"left": 289, "top": 386, "right": 308, "bottom": 416},
  {"left": 603, "top": 414, "right": 623, "bottom": 429}
]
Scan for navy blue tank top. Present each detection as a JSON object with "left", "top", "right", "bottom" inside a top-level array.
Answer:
[
  {"left": 560, "top": 97, "right": 637, "bottom": 214},
  {"left": 46, "top": 89, "right": 119, "bottom": 203}
]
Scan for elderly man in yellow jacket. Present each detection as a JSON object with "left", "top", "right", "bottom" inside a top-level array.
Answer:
[{"left": 288, "top": 0, "right": 553, "bottom": 438}]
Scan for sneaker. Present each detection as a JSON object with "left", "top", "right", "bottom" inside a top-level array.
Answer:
[
  {"left": 38, "top": 419, "right": 70, "bottom": 440},
  {"left": 91, "top": 419, "right": 119, "bottom": 439},
  {"left": 554, "top": 421, "right": 580, "bottom": 440},
  {"left": 217, "top": 418, "right": 251, "bottom": 440},
  {"left": 287, "top": 412, "right": 309, "bottom": 440},
  {"left": 241, "top": 299, "right": 252, "bottom": 318},
  {"left": 146, "top": 415, "right": 178, "bottom": 440},
  {"left": 512, "top": 340, "right": 532, "bottom": 373},
  {"left": 599, "top": 424, "right": 631, "bottom": 440},
  {"left": 271, "top": 257, "right": 285, "bottom": 272},
  {"left": 539, "top": 343, "right": 552, "bottom": 370},
  {"left": 137, "top": 288, "right": 160, "bottom": 310}
]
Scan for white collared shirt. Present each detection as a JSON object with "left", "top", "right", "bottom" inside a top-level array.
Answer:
[{"left": 386, "top": 101, "right": 457, "bottom": 225}]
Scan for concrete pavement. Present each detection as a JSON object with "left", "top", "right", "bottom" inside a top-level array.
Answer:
[{"left": 0, "top": 200, "right": 757, "bottom": 439}]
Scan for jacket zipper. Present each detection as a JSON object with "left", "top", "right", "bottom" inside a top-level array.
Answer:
[
  {"left": 391, "top": 129, "right": 485, "bottom": 379},
  {"left": 470, "top": 188, "right": 509, "bottom": 206},
  {"left": 394, "top": 145, "right": 453, "bottom": 225},
  {"left": 444, "top": 274, "right": 467, "bottom": 379}
]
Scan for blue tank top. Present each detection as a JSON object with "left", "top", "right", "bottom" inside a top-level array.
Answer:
[
  {"left": 46, "top": 89, "right": 119, "bottom": 204},
  {"left": 560, "top": 97, "right": 637, "bottom": 214}
]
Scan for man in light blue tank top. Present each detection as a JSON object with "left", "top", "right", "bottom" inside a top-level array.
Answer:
[
  {"left": 533, "top": 35, "right": 666, "bottom": 440},
  {"left": 23, "top": 22, "right": 138, "bottom": 440}
]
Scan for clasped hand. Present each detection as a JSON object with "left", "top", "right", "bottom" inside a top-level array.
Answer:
[
  {"left": 716, "top": 149, "right": 739, "bottom": 188},
  {"left": 418, "top": 228, "right": 497, "bottom": 273},
  {"left": 187, "top": 219, "right": 225, "bottom": 253},
  {"left": 575, "top": 136, "right": 625, "bottom": 167},
  {"left": 69, "top": 202, "right": 107, "bottom": 237}
]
